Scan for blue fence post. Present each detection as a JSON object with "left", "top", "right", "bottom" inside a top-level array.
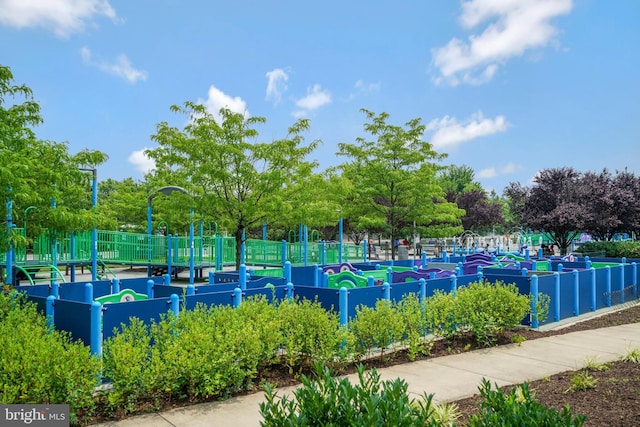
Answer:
[
  {"left": 84, "top": 283, "right": 93, "bottom": 304},
  {"left": 537, "top": 248, "right": 543, "bottom": 259},
  {"left": 387, "top": 267, "right": 393, "bottom": 284},
  {"left": 112, "top": 277, "right": 120, "bottom": 294},
  {"left": 419, "top": 278, "right": 426, "bottom": 302},
  {"left": 619, "top": 263, "right": 625, "bottom": 304},
  {"left": 90, "top": 301, "right": 102, "bottom": 357},
  {"left": 323, "top": 272, "right": 329, "bottom": 288},
  {"left": 186, "top": 284, "right": 195, "bottom": 296},
  {"left": 147, "top": 279, "right": 155, "bottom": 299},
  {"left": 281, "top": 240, "right": 287, "bottom": 265},
  {"left": 632, "top": 262, "right": 637, "bottom": 300},
  {"left": 531, "top": 275, "right": 539, "bottom": 328},
  {"left": 170, "top": 293, "right": 180, "bottom": 316},
  {"left": 525, "top": 248, "right": 530, "bottom": 261},
  {"left": 558, "top": 263, "right": 563, "bottom": 272},
  {"left": 315, "top": 266, "right": 322, "bottom": 288},
  {"left": 339, "top": 287, "right": 348, "bottom": 326},
  {"left": 284, "top": 261, "right": 292, "bottom": 284},
  {"left": 233, "top": 287, "right": 242, "bottom": 308},
  {"left": 286, "top": 282, "right": 294, "bottom": 299},
  {"left": 357, "top": 269, "right": 363, "bottom": 276},
  {"left": 167, "top": 234, "right": 173, "bottom": 276},
  {"left": 52, "top": 281, "right": 60, "bottom": 299},
  {"left": 240, "top": 264, "right": 247, "bottom": 291},
  {"left": 521, "top": 268, "right": 528, "bottom": 277},
  {"left": 590, "top": 267, "right": 596, "bottom": 311},
  {"left": 548, "top": 260, "right": 552, "bottom": 271},
  {"left": 553, "top": 272, "right": 560, "bottom": 321},
  {"left": 382, "top": 282, "right": 391, "bottom": 301},
  {"left": 46, "top": 295, "right": 55, "bottom": 330},
  {"left": 573, "top": 270, "right": 579, "bottom": 316},
  {"left": 605, "top": 266, "right": 612, "bottom": 307},
  {"left": 163, "top": 273, "right": 171, "bottom": 285},
  {"left": 430, "top": 271, "right": 436, "bottom": 280},
  {"left": 367, "top": 276, "right": 375, "bottom": 287},
  {"left": 421, "top": 251, "right": 427, "bottom": 269},
  {"left": 476, "top": 269, "right": 483, "bottom": 282},
  {"left": 363, "top": 239, "right": 368, "bottom": 263},
  {"left": 532, "top": 260, "right": 537, "bottom": 271},
  {"left": 208, "top": 270, "right": 214, "bottom": 285},
  {"left": 450, "top": 275, "right": 458, "bottom": 298}
]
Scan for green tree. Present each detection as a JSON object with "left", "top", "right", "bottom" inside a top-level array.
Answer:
[
  {"left": 437, "top": 164, "right": 481, "bottom": 202},
  {"left": 146, "top": 102, "right": 319, "bottom": 269},
  {"left": 0, "top": 65, "right": 108, "bottom": 253},
  {"left": 98, "top": 178, "right": 151, "bottom": 233},
  {"left": 336, "top": 109, "right": 463, "bottom": 259}
]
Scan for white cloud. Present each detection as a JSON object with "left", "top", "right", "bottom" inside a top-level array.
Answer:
[
  {"left": 200, "top": 85, "right": 249, "bottom": 122},
  {"left": 426, "top": 112, "right": 509, "bottom": 150},
  {"left": 477, "top": 162, "right": 522, "bottom": 179},
  {"left": 128, "top": 148, "right": 155, "bottom": 175},
  {"left": 265, "top": 68, "right": 289, "bottom": 105},
  {"left": 81, "top": 47, "right": 148, "bottom": 84},
  {"left": 0, "top": 0, "right": 118, "bottom": 37},
  {"left": 294, "top": 84, "right": 332, "bottom": 116},
  {"left": 354, "top": 80, "right": 381, "bottom": 94},
  {"left": 432, "top": 0, "right": 573, "bottom": 85}
]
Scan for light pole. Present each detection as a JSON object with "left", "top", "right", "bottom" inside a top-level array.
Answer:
[
  {"left": 337, "top": 209, "right": 343, "bottom": 264},
  {"left": 79, "top": 168, "right": 98, "bottom": 281},
  {"left": 23, "top": 205, "right": 38, "bottom": 237}
]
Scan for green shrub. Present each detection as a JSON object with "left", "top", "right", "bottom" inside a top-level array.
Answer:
[
  {"left": 0, "top": 291, "right": 101, "bottom": 424},
  {"left": 348, "top": 299, "right": 405, "bottom": 360},
  {"left": 423, "top": 290, "right": 457, "bottom": 339},
  {"left": 259, "top": 363, "right": 439, "bottom": 426},
  {"left": 468, "top": 379, "right": 586, "bottom": 426},
  {"left": 277, "top": 298, "right": 345, "bottom": 373},
  {"left": 396, "top": 294, "right": 432, "bottom": 360},
  {"left": 454, "top": 280, "right": 531, "bottom": 346}
]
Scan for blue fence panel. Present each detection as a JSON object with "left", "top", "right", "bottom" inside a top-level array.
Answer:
[
  {"left": 347, "top": 286, "right": 388, "bottom": 320},
  {"left": 247, "top": 277, "right": 286, "bottom": 288},
  {"left": 425, "top": 277, "right": 452, "bottom": 297},
  {"left": 536, "top": 274, "right": 555, "bottom": 326},
  {"left": 594, "top": 268, "right": 609, "bottom": 309},
  {"left": 389, "top": 281, "right": 423, "bottom": 302},
  {"left": 212, "top": 272, "right": 240, "bottom": 283},
  {"left": 59, "top": 281, "right": 112, "bottom": 302},
  {"left": 559, "top": 273, "right": 575, "bottom": 319},
  {"left": 153, "top": 285, "right": 187, "bottom": 298},
  {"left": 243, "top": 286, "right": 287, "bottom": 303},
  {"left": 291, "top": 265, "right": 316, "bottom": 285},
  {"left": 119, "top": 277, "right": 163, "bottom": 295},
  {"left": 102, "top": 297, "right": 174, "bottom": 341},
  {"left": 24, "top": 295, "right": 48, "bottom": 316},
  {"left": 184, "top": 291, "right": 235, "bottom": 310},
  {"left": 293, "top": 286, "right": 339, "bottom": 313},
  {"left": 15, "top": 285, "right": 50, "bottom": 298},
  {"left": 610, "top": 266, "right": 623, "bottom": 304},
  {"left": 54, "top": 299, "right": 92, "bottom": 345},
  {"left": 194, "top": 283, "right": 240, "bottom": 294},
  {"left": 577, "top": 270, "right": 592, "bottom": 314},
  {"left": 456, "top": 275, "right": 478, "bottom": 288}
]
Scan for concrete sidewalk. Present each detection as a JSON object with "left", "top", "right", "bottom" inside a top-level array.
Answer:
[{"left": 91, "top": 318, "right": 640, "bottom": 427}]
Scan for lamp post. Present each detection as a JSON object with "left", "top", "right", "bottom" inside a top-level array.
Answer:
[
  {"left": 23, "top": 205, "right": 38, "bottom": 236},
  {"left": 79, "top": 168, "right": 98, "bottom": 281},
  {"left": 337, "top": 209, "right": 343, "bottom": 264}
]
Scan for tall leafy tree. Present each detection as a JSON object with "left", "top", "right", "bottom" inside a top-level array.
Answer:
[
  {"left": 522, "top": 167, "right": 587, "bottom": 255},
  {"left": 503, "top": 181, "right": 528, "bottom": 232},
  {"left": 146, "top": 102, "right": 319, "bottom": 269},
  {"left": 610, "top": 169, "right": 640, "bottom": 238},
  {"left": 580, "top": 169, "right": 619, "bottom": 241},
  {"left": 456, "top": 189, "right": 504, "bottom": 233},
  {"left": 336, "top": 109, "right": 463, "bottom": 259},
  {"left": 0, "top": 65, "right": 107, "bottom": 252},
  {"left": 437, "top": 164, "right": 480, "bottom": 202}
]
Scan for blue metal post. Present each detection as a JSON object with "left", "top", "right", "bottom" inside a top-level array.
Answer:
[
  {"left": 339, "top": 287, "right": 348, "bottom": 325},
  {"left": 52, "top": 281, "right": 60, "bottom": 299},
  {"left": 633, "top": 263, "right": 637, "bottom": 300},
  {"left": 189, "top": 209, "right": 195, "bottom": 285},
  {"left": 5, "top": 189, "right": 13, "bottom": 285},
  {"left": 186, "top": 284, "right": 195, "bottom": 296},
  {"left": 233, "top": 287, "right": 242, "bottom": 308},
  {"left": 320, "top": 241, "right": 326, "bottom": 265},
  {"left": 367, "top": 276, "right": 374, "bottom": 287},
  {"left": 147, "top": 202, "right": 153, "bottom": 276},
  {"left": 363, "top": 239, "right": 368, "bottom": 263},
  {"left": 70, "top": 233, "right": 76, "bottom": 282},
  {"left": 450, "top": 275, "right": 458, "bottom": 298},
  {"left": 281, "top": 239, "right": 287, "bottom": 265},
  {"left": 286, "top": 282, "right": 294, "bottom": 299},
  {"left": 240, "top": 264, "right": 247, "bottom": 291},
  {"left": 147, "top": 279, "right": 155, "bottom": 299},
  {"left": 167, "top": 234, "right": 173, "bottom": 279},
  {"left": 338, "top": 215, "right": 343, "bottom": 265},
  {"left": 382, "top": 282, "right": 390, "bottom": 300},
  {"left": 531, "top": 275, "right": 539, "bottom": 328},
  {"left": 208, "top": 270, "right": 214, "bottom": 284},
  {"left": 216, "top": 235, "right": 223, "bottom": 271},
  {"left": 522, "top": 268, "right": 528, "bottom": 277},
  {"left": 46, "top": 295, "right": 55, "bottom": 330},
  {"left": 605, "top": 266, "right": 611, "bottom": 307},
  {"left": 303, "top": 225, "right": 308, "bottom": 266},
  {"left": 90, "top": 302, "right": 102, "bottom": 356},
  {"left": 84, "top": 283, "right": 93, "bottom": 304},
  {"left": 573, "top": 270, "right": 579, "bottom": 316},
  {"left": 323, "top": 271, "right": 329, "bottom": 288},
  {"left": 419, "top": 278, "right": 426, "bottom": 302},
  {"left": 590, "top": 267, "right": 596, "bottom": 311},
  {"left": 387, "top": 267, "right": 393, "bottom": 284},
  {"left": 170, "top": 294, "right": 179, "bottom": 316},
  {"left": 421, "top": 251, "right": 427, "bottom": 269},
  {"left": 112, "top": 277, "right": 120, "bottom": 294},
  {"left": 241, "top": 229, "right": 246, "bottom": 265},
  {"left": 558, "top": 263, "right": 563, "bottom": 272},
  {"left": 619, "top": 263, "right": 625, "bottom": 304},
  {"left": 163, "top": 273, "right": 170, "bottom": 285},
  {"left": 314, "top": 264, "right": 320, "bottom": 287},
  {"left": 554, "top": 272, "right": 560, "bottom": 321},
  {"left": 284, "top": 261, "right": 291, "bottom": 284}
]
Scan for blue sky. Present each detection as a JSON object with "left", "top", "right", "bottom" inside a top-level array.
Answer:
[{"left": 1, "top": 0, "right": 638, "bottom": 195}]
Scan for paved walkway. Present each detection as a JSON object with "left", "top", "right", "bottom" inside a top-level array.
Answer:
[{"left": 91, "top": 304, "right": 640, "bottom": 427}]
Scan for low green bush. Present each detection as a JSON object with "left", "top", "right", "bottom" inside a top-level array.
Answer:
[
  {"left": 396, "top": 294, "right": 432, "bottom": 360},
  {"left": 348, "top": 299, "right": 405, "bottom": 360},
  {"left": 423, "top": 290, "right": 457, "bottom": 339},
  {"left": 468, "top": 379, "right": 586, "bottom": 426},
  {"left": 259, "top": 363, "right": 439, "bottom": 426},
  {"left": 0, "top": 291, "right": 101, "bottom": 425}
]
